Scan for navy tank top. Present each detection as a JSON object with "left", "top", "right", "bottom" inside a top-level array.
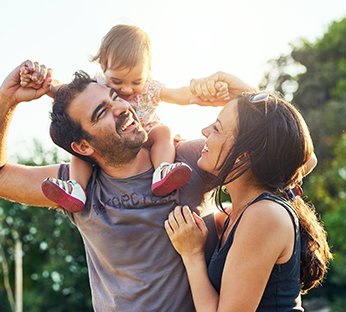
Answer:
[{"left": 207, "top": 193, "right": 303, "bottom": 311}]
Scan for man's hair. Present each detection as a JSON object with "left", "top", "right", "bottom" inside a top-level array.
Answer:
[
  {"left": 91, "top": 24, "right": 152, "bottom": 72},
  {"left": 50, "top": 71, "right": 96, "bottom": 164}
]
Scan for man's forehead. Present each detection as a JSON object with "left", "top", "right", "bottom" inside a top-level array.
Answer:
[
  {"left": 68, "top": 83, "right": 110, "bottom": 120},
  {"left": 72, "top": 83, "right": 109, "bottom": 106}
]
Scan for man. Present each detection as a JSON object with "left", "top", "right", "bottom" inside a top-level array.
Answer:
[{"left": 0, "top": 61, "right": 222, "bottom": 312}]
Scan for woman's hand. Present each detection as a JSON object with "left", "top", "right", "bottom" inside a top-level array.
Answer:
[
  {"left": 190, "top": 71, "right": 258, "bottom": 106},
  {"left": 165, "top": 205, "right": 208, "bottom": 260}
]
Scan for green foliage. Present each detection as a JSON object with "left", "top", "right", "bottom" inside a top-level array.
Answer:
[
  {"left": 261, "top": 16, "right": 346, "bottom": 305},
  {"left": 0, "top": 143, "right": 92, "bottom": 311}
]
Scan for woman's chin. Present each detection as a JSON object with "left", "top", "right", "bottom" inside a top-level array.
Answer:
[{"left": 197, "top": 158, "right": 216, "bottom": 175}]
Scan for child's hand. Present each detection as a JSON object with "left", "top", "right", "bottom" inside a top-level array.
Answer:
[
  {"left": 190, "top": 76, "right": 229, "bottom": 107},
  {"left": 190, "top": 71, "right": 257, "bottom": 107},
  {"left": 19, "top": 60, "right": 51, "bottom": 90},
  {"left": 215, "top": 81, "right": 230, "bottom": 101}
]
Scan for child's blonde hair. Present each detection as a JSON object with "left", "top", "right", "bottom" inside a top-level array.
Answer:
[{"left": 92, "top": 24, "right": 152, "bottom": 73}]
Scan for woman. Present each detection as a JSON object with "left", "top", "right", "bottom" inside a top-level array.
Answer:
[{"left": 165, "top": 76, "right": 332, "bottom": 312}]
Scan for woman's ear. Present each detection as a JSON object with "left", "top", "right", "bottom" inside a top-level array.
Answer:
[
  {"left": 235, "top": 152, "right": 250, "bottom": 166},
  {"left": 71, "top": 140, "right": 95, "bottom": 156}
]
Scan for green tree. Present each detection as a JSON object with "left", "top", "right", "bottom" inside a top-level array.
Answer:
[
  {"left": 260, "top": 17, "right": 346, "bottom": 307},
  {"left": 0, "top": 142, "right": 92, "bottom": 312}
]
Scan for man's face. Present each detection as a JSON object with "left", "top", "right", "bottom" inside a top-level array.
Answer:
[{"left": 67, "top": 82, "right": 148, "bottom": 167}]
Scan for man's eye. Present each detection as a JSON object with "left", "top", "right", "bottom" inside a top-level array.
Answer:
[
  {"left": 97, "top": 108, "right": 106, "bottom": 119},
  {"left": 112, "top": 95, "right": 119, "bottom": 101}
]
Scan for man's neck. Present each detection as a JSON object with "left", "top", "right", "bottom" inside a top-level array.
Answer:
[{"left": 100, "top": 147, "right": 152, "bottom": 178}]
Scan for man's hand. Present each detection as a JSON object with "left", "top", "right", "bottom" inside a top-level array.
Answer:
[
  {"left": 190, "top": 71, "right": 258, "bottom": 106},
  {"left": 0, "top": 60, "right": 52, "bottom": 107}
]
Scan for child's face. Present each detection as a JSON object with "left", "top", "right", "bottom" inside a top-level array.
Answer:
[{"left": 103, "top": 59, "right": 149, "bottom": 102}]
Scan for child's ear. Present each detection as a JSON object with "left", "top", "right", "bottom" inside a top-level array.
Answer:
[{"left": 71, "top": 140, "right": 94, "bottom": 156}]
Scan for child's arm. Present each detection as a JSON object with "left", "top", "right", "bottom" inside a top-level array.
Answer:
[
  {"left": 190, "top": 71, "right": 258, "bottom": 106},
  {"left": 19, "top": 60, "right": 62, "bottom": 98},
  {"left": 160, "top": 81, "right": 229, "bottom": 107}
]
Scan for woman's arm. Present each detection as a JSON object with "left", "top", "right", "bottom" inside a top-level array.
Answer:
[
  {"left": 165, "top": 206, "right": 220, "bottom": 311},
  {"left": 166, "top": 200, "right": 295, "bottom": 312}
]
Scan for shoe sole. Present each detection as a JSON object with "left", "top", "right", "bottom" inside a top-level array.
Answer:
[
  {"left": 41, "top": 180, "right": 84, "bottom": 213},
  {"left": 152, "top": 165, "right": 192, "bottom": 196}
]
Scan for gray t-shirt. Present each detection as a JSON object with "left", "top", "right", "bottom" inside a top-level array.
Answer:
[{"left": 59, "top": 139, "right": 218, "bottom": 312}]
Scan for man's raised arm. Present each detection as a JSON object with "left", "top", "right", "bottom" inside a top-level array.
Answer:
[{"left": 0, "top": 60, "right": 60, "bottom": 207}]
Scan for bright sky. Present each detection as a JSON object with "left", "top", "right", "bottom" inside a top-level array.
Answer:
[{"left": 1, "top": 0, "right": 345, "bottom": 161}]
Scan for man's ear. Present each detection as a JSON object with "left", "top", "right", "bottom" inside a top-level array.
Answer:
[{"left": 71, "top": 140, "right": 95, "bottom": 156}]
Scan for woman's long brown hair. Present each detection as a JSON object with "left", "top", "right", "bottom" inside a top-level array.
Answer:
[{"left": 212, "top": 92, "right": 332, "bottom": 293}]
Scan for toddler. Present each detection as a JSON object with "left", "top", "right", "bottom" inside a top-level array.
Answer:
[{"left": 20, "top": 25, "right": 229, "bottom": 212}]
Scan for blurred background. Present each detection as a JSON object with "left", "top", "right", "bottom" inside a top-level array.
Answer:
[{"left": 0, "top": 0, "right": 346, "bottom": 311}]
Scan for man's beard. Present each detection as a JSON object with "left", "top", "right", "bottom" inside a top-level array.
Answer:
[{"left": 89, "top": 126, "right": 147, "bottom": 168}]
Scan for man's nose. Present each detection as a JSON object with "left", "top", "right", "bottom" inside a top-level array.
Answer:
[{"left": 112, "top": 98, "right": 131, "bottom": 116}]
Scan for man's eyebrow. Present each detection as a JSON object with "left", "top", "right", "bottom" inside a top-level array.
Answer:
[
  {"left": 91, "top": 102, "right": 106, "bottom": 122},
  {"left": 110, "top": 88, "right": 116, "bottom": 98}
]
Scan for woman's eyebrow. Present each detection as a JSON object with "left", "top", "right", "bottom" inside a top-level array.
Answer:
[{"left": 216, "top": 118, "right": 223, "bottom": 129}]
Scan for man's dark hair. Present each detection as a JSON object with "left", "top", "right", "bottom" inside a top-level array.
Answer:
[{"left": 50, "top": 71, "right": 96, "bottom": 164}]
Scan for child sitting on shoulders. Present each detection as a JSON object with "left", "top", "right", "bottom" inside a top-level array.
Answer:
[{"left": 20, "top": 24, "right": 229, "bottom": 212}]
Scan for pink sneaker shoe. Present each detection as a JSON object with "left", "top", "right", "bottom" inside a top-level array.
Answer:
[
  {"left": 41, "top": 178, "right": 86, "bottom": 213},
  {"left": 151, "top": 162, "right": 192, "bottom": 196}
]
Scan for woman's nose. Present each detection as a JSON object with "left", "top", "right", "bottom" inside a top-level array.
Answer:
[{"left": 201, "top": 126, "right": 209, "bottom": 138}]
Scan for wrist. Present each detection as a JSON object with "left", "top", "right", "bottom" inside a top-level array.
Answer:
[
  {"left": 0, "top": 91, "right": 18, "bottom": 110},
  {"left": 182, "top": 251, "right": 205, "bottom": 267}
]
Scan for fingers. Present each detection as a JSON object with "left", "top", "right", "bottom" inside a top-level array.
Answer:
[
  {"left": 165, "top": 205, "right": 196, "bottom": 233},
  {"left": 19, "top": 60, "right": 52, "bottom": 91},
  {"left": 190, "top": 73, "right": 229, "bottom": 103},
  {"left": 32, "top": 62, "right": 47, "bottom": 84},
  {"left": 192, "top": 212, "right": 208, "bottom": 233},
  {"left": 35, "top": 75, "right": 52, "bottom": 98},
  {"left": 21, "top": 60, "right": 35, "bottom": 73},
  {"left": 190, "top": 77, "right": 216, "bottom": 102},
  {"left": 215, "top": 81, "right": 230, "bottom": 101}
]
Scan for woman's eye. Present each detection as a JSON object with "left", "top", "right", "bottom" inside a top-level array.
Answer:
[{"left": 213, "top": 125, "right": 219, "bottom": 132}]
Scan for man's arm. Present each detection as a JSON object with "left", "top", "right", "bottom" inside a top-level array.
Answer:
[{"left": 0, "top": 60, "right": 60, "bottom": 207}]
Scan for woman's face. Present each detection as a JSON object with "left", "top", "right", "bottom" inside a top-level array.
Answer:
[{"left": 198, "top": 99, "right": 239, "bottom": 175}]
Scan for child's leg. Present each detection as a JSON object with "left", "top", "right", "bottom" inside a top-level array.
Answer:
[
  {"left": 70, "top": 156, "right": 93, "bottom": 190},
  {"left": 40, "top": 156, "right": 92, "bottom": 213},
  {"left": 146, "top": 125, "right": 175, "bottom": 169},
  {"left": 148, "top": 125, "right": 192, "bottom": 196}
]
